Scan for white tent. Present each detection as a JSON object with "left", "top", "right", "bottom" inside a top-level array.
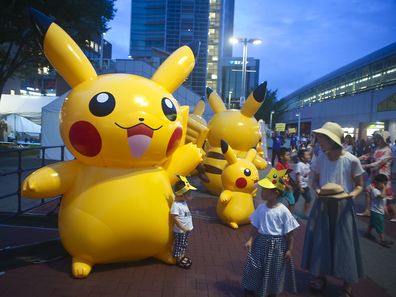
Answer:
[
  {"left": 41, "top": 92, "right": 74, "bottom": 160},
  {"left": 5, "top": 114, "right": 41, "bottom": 134},
  {"left": 0, "top": 94, "right": 56, "bottom": 124}
]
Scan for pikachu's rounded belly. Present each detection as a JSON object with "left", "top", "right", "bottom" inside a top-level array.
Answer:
[
  {"left": 58, "top": 167, "right": 173, "bottom": 263},
  {"left": 216, "top": 193, "right": 254, "bottom": 225}
]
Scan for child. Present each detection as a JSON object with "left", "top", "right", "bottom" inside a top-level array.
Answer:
[
  {"left": 275, "top": 147, "right": 295, "bottom": 212},
  {"left": 365, "top": 174, "right": 394, "bottom": 248},
  {"left": 293, "top": 149, "right": 313, "bottom": 219},
  {"left": 171, "top": 175, "right": 196, "bottom": 269},
  {"left": 242, "top": 168, "right": 300, "bottom": 297}
]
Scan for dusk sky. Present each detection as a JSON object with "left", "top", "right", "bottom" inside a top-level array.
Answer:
[{"left": 105, "top": 0, "right": 396, "bottom": 98}]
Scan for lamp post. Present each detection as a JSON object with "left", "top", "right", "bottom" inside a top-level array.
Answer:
[
  {"left": 229, "top": 37, "right": 262, "bottom": 107},
  {"left": 228, "top": 91, "right": 232, "bottom": 109},
  {"left": 269, "top": 110, "right": 275, "bottom": 133},
  {"left": 296, "top": 113, "right": 301, "bottom": 144},
  {"left": 99, "top": 32, "right": 105, "bottom": 70}
]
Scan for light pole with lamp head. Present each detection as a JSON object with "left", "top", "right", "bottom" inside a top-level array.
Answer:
[{"left": 229, "top": 37, "right": 262, "bottom": 107}]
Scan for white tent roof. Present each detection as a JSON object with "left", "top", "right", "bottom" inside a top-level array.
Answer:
[
  {"left": 0, "top": 94, "right": 56, "bottom": 123},
  {"left": 5, "top": 114, "right": 41, "bottom": 134}
]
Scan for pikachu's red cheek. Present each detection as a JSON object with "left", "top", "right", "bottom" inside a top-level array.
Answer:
[
  {"left": 69, "top": 121, "right": 102, "bottom": 157},
  {"left": 235, "top": 177, "right": 247, "bottom": 188},
  {"left": 166, "top": 127, "right": 182, "bottom": 156}
]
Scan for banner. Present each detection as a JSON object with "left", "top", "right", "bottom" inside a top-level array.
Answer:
[
  {"left": 288, "top": 127, "right": 296, "bottom": 133},
  {"left": 275, "top": 123, "right": 286, "bottom": 132}
]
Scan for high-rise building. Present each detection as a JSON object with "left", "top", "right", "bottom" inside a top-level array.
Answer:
[
  {"left": 129, "top": 0, "right": 210, "bottom": 96},
  {"left": 221, "top": 57, "right": 260, "bottom": 108},
  {"left": 207, "top": 0, "right": 235, "bottom": 94}
]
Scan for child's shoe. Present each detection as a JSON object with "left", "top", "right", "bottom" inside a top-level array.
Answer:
[{"left": 380, "top": 240, "right": 393, "bottom": 248}]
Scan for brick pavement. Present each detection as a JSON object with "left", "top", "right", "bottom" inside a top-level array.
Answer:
[{"left": 0, "top": 195, "right": 394, "bottom": 297}]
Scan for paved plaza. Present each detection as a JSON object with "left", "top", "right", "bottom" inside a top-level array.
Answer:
[{"left": 0, "top": 155, "right": 396, "bottom": 297}]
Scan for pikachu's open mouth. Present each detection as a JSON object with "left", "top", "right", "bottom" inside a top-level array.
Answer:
[{"left": 115, "top": 123, "right": 162, "bottom": 158}]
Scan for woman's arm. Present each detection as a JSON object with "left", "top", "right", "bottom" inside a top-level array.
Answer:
[{"left": 349, "top": 174, "right": 363, "bottom": 199}]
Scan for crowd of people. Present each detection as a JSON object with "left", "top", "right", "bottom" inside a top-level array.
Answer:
[{"left": 170, "top": 123, "right": 395, "bottom": 297}]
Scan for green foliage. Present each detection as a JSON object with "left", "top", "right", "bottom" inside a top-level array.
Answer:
[{"left": 0, "top": 0, "right": 116, "bottom": 96}]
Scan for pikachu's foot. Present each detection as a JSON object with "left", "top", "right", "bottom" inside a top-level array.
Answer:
[
  {"left": 72, "top": 258, "right": 93, "bottom": 278},
  {"left": 229, "top": 222, "right": 239, "bottom": 229},
  {"left": 155, "top": 249, "right": 175, "bottom": 264}
]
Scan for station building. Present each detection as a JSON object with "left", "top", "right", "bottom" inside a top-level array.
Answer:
[{"left": 280, "top": 42, "right": 396, "bottom": 141}]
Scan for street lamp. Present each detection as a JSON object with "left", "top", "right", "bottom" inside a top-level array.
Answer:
[
  {"left": 229, "top": 37, "right": 262, "bottom": 107},
  {"left": 296, "top": 113, "right": 301, "bottom": 143},
  {"left": 99, "top": 32, "right": 106, "bottom": 70},
  {"left": 269, "top": 110, "right": 275, "bottom": 132},
  {"left": 228, "top": 91, "right": 232, "bottom": 109}
]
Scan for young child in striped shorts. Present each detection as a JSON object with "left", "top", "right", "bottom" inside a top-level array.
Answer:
[
  {"left": 242, "top": 168, "right": 300, "bottom": 297},
  {"left": 171, "top": 175, "right": 196, "bottom": 269}
]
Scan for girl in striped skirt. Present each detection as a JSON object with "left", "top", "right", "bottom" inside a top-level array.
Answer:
[{"left": 242, "top": 168, "right": 300, "bottom": 297}]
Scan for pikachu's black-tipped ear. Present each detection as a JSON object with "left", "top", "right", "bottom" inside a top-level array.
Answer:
[
  {"left": 29, "top": 7, "right": 54, "bottom": 46},
  {"left": 241, "top": 81, "right": 267, "bottom": 117},
  {"left": 220, "top": 139, "right": 228, "bottom": 154}
]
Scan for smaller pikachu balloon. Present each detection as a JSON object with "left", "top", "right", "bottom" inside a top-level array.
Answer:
[{"left": 216, "top": 140, "right": 259, "bottom": 229}]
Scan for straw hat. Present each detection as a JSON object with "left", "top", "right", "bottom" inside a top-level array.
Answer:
[
  {"left": 258, "top": 168, "right": 288, "bottom": 192},
  {"left": 373, "top": 131, "right": 390, "bottom": 143},
  {"left": 313, "top": 122, "right": 343, "bottom": 147},
  {"left": 318, "top": 183, "right": 352, "bottom": 199},
  {"left": 175, "top": 175, "right": 197, "bottom": 195}
]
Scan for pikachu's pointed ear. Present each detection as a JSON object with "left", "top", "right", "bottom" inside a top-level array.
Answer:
[
  {"left": 152, "top": 41, "right": 200, "bottom": 93},
  {"left": 192, "top": 96, "right": 205, "bottom": 116},
  {"left": 241, "top": 81, "right": 267, "bottom": 117},
  {"left": 207, "top": 87, "right": 226, "bottom": 114},
  {"left": 30, "top": 8, "right": 97, "bottom": 88},
  {"left": 221, "top": 140, "right": 238, "bottom": 165},
  {"left": 246, "top": 148, "right": 257, "bottom": 162}
]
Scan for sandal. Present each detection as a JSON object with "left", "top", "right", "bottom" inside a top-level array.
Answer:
[
  {"left": 176, "top": 256, "right": 192, "bottom": 269},
  {"left": 309, "top": 276, "right": 327, "bottom": 291}
]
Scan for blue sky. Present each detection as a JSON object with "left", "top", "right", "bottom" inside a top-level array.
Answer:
[{"left": 105, "top": 0, "right": 396, "bottom": 98}]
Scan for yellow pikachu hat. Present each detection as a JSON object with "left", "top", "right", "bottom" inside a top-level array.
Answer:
[
  {"left": 258, "top": 168, "right": 288, "bottom": 191},
  {"left": 175, "top": 175, "right": 197, "bottom": 195}
]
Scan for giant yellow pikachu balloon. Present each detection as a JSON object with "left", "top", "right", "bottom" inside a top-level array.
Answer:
[
  {"left": 22, "top": 9, "right": 203, "bottom": 278},
  {"left": 216, "top": 140, "right": 259, "bottom": 229},
  {"left": 200, "top": 83, "right": 268, "bottom": 195}
]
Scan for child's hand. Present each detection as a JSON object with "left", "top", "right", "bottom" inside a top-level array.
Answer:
[
  {"left": 245, "top": 238, "right": 253, "bottom": 251},
  {"left": 284, "top": 250, "right": 292, "bottom": 260}
]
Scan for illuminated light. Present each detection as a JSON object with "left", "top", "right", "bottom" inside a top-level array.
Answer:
[
  {"left": 251, "top": 39, "right": 262, "bottom": 45},
  {"left": 211, "top": 74, "right": 218, "bottom": 79},
  {"left": 372, "top": 73, "right": 381, "bottom": 78},
  {"left": 229, "top": 37, "right": 239, "bottom": 44}
]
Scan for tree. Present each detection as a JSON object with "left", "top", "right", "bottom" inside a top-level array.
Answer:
[
  {"left": 0, "top": 0, "right": 116, "bottom": 100},
  {"left": 254, "top": 88, "right": 281, "bottom": 124}
]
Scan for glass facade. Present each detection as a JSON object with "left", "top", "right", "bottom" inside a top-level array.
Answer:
[
  {"left": 129, "top": 0, "right": 209, "bottom": 96},
  {"left": 280, "top": 42, "right": 396, "bottom": 111},
  {"left": 206, "top": 0, "right": 234, "bottom": 93}
]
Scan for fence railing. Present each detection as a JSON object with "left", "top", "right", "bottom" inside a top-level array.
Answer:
[{"left": 0, "top": 145, "right": 65, "bottom": 222}]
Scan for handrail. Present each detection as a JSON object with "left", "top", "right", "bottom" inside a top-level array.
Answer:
[{"left": 0, "top": 145, "right": 65, "bottom": 222}]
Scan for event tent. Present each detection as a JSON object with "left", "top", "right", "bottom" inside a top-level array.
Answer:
[
  {"left": 5, "top": 114, "right": 41, "bottom": 134},
  {"left": 41, "top": 92, "right": 74, "bottom": 160},
  {"left": 0, "top": 94, "right": 56, "bottom": 124}
]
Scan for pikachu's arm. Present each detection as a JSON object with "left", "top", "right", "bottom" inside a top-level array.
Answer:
[
  {"left": 166, "top": 143, "right": 203, "bottom": 184},
  {"left": 253, "top": 155, "right": 268, "bottom": 170},
  {"left": 220, "top": 190, "right": 232, "bottom": 204},
  {"left": 22, "top": 160, "right": 80, "bottom": 198}
]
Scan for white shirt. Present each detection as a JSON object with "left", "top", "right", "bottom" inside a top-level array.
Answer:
[
  {"left": 369, "top": 185, "right": 386, "bottom": 215},
  {"left": 171, "top": 200, "right": 193, "bottom": 233},
  {"left": 311, "top": 151, "right": 364, "bottom": 193},
  {"left": 250, "top": 203, "right": 299, "bottom": 236},
  {"left": 295, "top": 161, "right": 311, "bottom": 188}
]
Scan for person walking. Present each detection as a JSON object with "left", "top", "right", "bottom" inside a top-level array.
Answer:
[{"left": 301, "top": 122, "right": 364, "bottom": 297}]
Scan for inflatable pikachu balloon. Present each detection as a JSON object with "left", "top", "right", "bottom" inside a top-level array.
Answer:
[
  {"left": 186, "top": 96, "right": 208, "bottom": 151},
  {"left": 22, "top": 9, "right": 203, "bottom": 278},
  {"left": 217, "top": 140, "right": 259, "bottom": 229},
  {"left": 200, "top": 83, "right": 268, "bottom": 195}
]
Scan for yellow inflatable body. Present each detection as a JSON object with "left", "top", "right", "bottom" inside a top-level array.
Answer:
[
  {"left": 23, "top": 9, "right": 204, "bottom": 278},
  {"left": 216, "top": 140, "right": 259, "bottom": 229},
  {"left": 201, "top": 84, "right": 268, "bottom": 195}
]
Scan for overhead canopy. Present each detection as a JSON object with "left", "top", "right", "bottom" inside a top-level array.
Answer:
[
  {"left": 0, "top": 94, "right": 56, "bottom": 124},
  {"left": 5, "top": 114, "right": 41, "bottom": 134}
]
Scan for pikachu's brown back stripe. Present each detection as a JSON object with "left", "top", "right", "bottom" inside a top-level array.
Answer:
[
  {"left": 204, "top": 164, "right": 222, "bottom": 174},
  {"left": 207, "top": 151, "right": 225, "bottom": 160}
]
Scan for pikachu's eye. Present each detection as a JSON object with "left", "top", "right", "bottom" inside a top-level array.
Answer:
[
  {"left": 161, "top": 97, "right": 177, "bottom": 121},
  {"left": 244, "top": 169, "right": 251, "bottom": 176},
  {"left": 89, "top": 92, "right": 116, "bottom": 117}
]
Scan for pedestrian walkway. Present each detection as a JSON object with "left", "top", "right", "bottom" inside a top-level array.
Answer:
[{"left": 0, "top": 190, "right": 395, "bottom": 297}]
